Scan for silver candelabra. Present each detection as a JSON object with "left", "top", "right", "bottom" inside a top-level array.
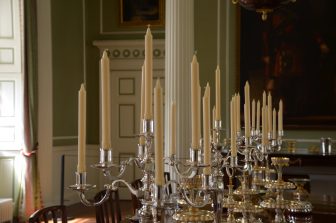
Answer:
[{"left": 69, "top": 119, "right": 163, "bottom": 223}]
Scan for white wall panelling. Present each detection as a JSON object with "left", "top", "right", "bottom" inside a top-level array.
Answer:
[
  {"left": 0, "top": 0, "right": 21, "bottom": 73},
  {"left": 0, "top": 155, "right": 15, "bottom": 199}
]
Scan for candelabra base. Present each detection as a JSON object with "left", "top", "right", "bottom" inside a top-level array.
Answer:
[
  {"left": 137, "top": 202, "right": 154, "bottom": 223},
  {"left": 173, "top": 207, "right": 214, "bottom": 222},
  {"left": 274, "top": 208, "right": 286, "bottom": 223},
  {"left": 287, "top": 200, "right": 313, "bottom": 213},
  {"left": 235, "top": 216, "right": 263, "bottom": 223},
  {"left": 221, "top": 213, "right": 236, "bottom": 223}
]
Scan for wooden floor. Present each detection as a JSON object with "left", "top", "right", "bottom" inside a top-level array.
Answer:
[{"left": 66, "top": 200, "right": 134, "bottom": 223}]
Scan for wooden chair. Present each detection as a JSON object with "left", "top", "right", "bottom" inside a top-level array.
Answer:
[
  {"left": 131, "top": 179, "right": 143, "bottom": 214},
  {"left": 29, "top": 205, "right": 67, "bottom": 223},
  {"left": 95, "top": 189, "right": 121, "bottom": 223}
]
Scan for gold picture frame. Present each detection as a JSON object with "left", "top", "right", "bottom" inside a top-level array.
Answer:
[{"left": 120, "top": 0, "right": 165, "bottom": 27}]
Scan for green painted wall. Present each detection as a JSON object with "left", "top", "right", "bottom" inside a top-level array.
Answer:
[
  {"left": 194, "top": 0, "right": 239, "bottom": 135},
  {"left": 51, "top": 0, "right": 84, "bottom": 146},
  {"left": 195, "top": 0, "right": 217, "bottom": 109},
  {"left": 51, "top": 0, "right": 164, "bottom": 146}
]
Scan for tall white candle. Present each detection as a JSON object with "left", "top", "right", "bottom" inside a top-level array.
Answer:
[
  {"left": 273, "top": 108, "right": 276, "bottom": 139},
  {"left": 267, "top": 93, "right": 272, "bottom": 133},
  {"left": 139, "top": 64, "right": 146, "bottom": 145},
  {"left": 278, "top": 110, "right": 281, "bottom": 134},
  {"left": 197, "top": 85, "right": 201, "bottom": 146},
  {"left": 212, "top": 105, "right": 216, "bottom": 140},
  {"left": 191, "top": 55, "right": 199, "bottom": 149},
  {"left": 170, "top": 101, "right": 176, "bottom": 156},
  {"left": 236, "top": 93, "right": 241, "bottom": 132},
  {"left": 262, "top": 91, "right": 266, "bottom": 108},
  {"left": 196, "top": 60, "right": 200, "bottom": 144},
  {"left": 279, "top": 100, "right": 283, "bottom": 131},
  {"left": 244, "top": 103, "right": 247, "bottom": 136},
  {"left": 77, "top": 84, "right": 86, "bottom": 173},
  {"left": 233, "top": 96, "right": 237, "bottom": 156},
  {"left": 244, "top": 103, "right": 250, "bottom": 138},
  {"left": 203, "top": 83, "right": 211, "bottom": 175},
  {"left": 256, "top": 100, "right": 260, "bottom": 131},
  {"left": 101, "top": 50, "right": 111, "bottom": 150},
  {"left": 144, "top": 27, "right": 153, "bottom": 119},
  {"left": 231, "top": 99, "right": 237, "bottom": 157},
  {"left": 215, "top": 66, "right": 221, "bottom": 120},
  {"left": 261, "top": 106, "right": 264, "bottom": 145},
  {"left": 252, "top": 99, "right": 256, "bottom": 129},
  {"left": 265, "top": 105, "right": 272, "bottom": 134},
  {"left": 154, "top": 79, "right": 164, "bottom": 185},
  {"left": 244, "top": 82, "right": 250, "bottom": 137},
  {"left": 262, "top": 107, "right": 266, "bottom": 146}
]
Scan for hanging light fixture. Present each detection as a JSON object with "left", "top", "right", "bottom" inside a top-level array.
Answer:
[{"left": 232, "top": 0, "right": 296, "bottom": 21}]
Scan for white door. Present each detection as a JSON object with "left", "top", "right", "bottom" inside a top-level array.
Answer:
[{"left": 94, "top": 39, "right": 165, "bottom": 199}]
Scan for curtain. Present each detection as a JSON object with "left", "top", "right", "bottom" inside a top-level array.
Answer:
[{"left": 14, "top": 0, "right": 43, "bottom": 221}]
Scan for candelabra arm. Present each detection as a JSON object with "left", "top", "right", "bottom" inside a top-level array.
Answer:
[
  {"left": 114, "top": 159, "right": 131, "bottom": 178},
  {"left": 133, "top": 157, "right": 143, "bottom": 169},
  {"left": 252, "top": 146, "right": 264, "bottom": 162},
  {"left": 103, "top": 157, "right": 137, "bottom": 180},
  {"left": 181, "top": 189, "right": 211, "bottom": 208},
  {"left": 78, "top": 189, "right": 110, "bottom": 207},
  {"left": 163, "top": 180, "right": 179, "bottom": 194},
  {"left": 225, "top": 166, "right": 234, "bottom": 178},
  {"left": 237, "top": 147, "right": 246, "bottom": 155},
  {"left": 110, "top": 179, "right": 142, "bottom": 198},
  {"left": 173, "top": 164, "right": 197, "bottom": 179},
  {"left": 165, "top": 155, "right": 197, "bottom": 179},
  {"left": 222, "top": 153, "right": 231, "bottom": 164}
]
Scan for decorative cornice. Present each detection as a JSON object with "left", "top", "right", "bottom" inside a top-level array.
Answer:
[{"left": 93, "top": 39, "right": 165, "bottom": 59}]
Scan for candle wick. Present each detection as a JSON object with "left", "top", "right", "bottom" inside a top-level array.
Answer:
[{"left": 104, "top": 49, "right": 110, "bottom": 57}]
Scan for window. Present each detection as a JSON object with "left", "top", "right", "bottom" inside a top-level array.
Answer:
[{"left": 0, "top": 0, "right": 23, "bottom": 150}]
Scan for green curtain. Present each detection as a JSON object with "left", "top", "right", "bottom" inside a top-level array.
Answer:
[{"left": 14, "top": 0, "right": 43, "bottom": 221}]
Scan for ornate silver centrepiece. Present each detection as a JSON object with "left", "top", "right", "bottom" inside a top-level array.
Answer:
[{"left": 70, "top": 100, "right": 313, "bottom": 223}]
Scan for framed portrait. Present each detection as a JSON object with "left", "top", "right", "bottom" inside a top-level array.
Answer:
[
  {"left": 240, "top": 0, "right": 336, "bottom": 129},
  {"left": 120, "top": 0, "right": 164, "bottom": 27}
]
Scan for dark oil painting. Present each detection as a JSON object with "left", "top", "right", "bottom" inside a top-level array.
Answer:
[
  {"left": 120, "top": 0, "right": 164, "bottom": 27},
  {"left": 240, "top": 0, "right": 336, "bottom": 129}
]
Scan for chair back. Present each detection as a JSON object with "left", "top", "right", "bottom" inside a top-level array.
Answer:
[
  {"left": 131, "top": 179, "right": 143, "bottom": 214},
  {"left": 29, "top": 205, "right": 67, "bottom": 223},
  {"left": 95, "top": 189, "right": 121, "bottom": 223}
]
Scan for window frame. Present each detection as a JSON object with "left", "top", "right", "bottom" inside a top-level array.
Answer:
[{"left": 0, "top": 0, "right": 23, "bottom": 151}]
